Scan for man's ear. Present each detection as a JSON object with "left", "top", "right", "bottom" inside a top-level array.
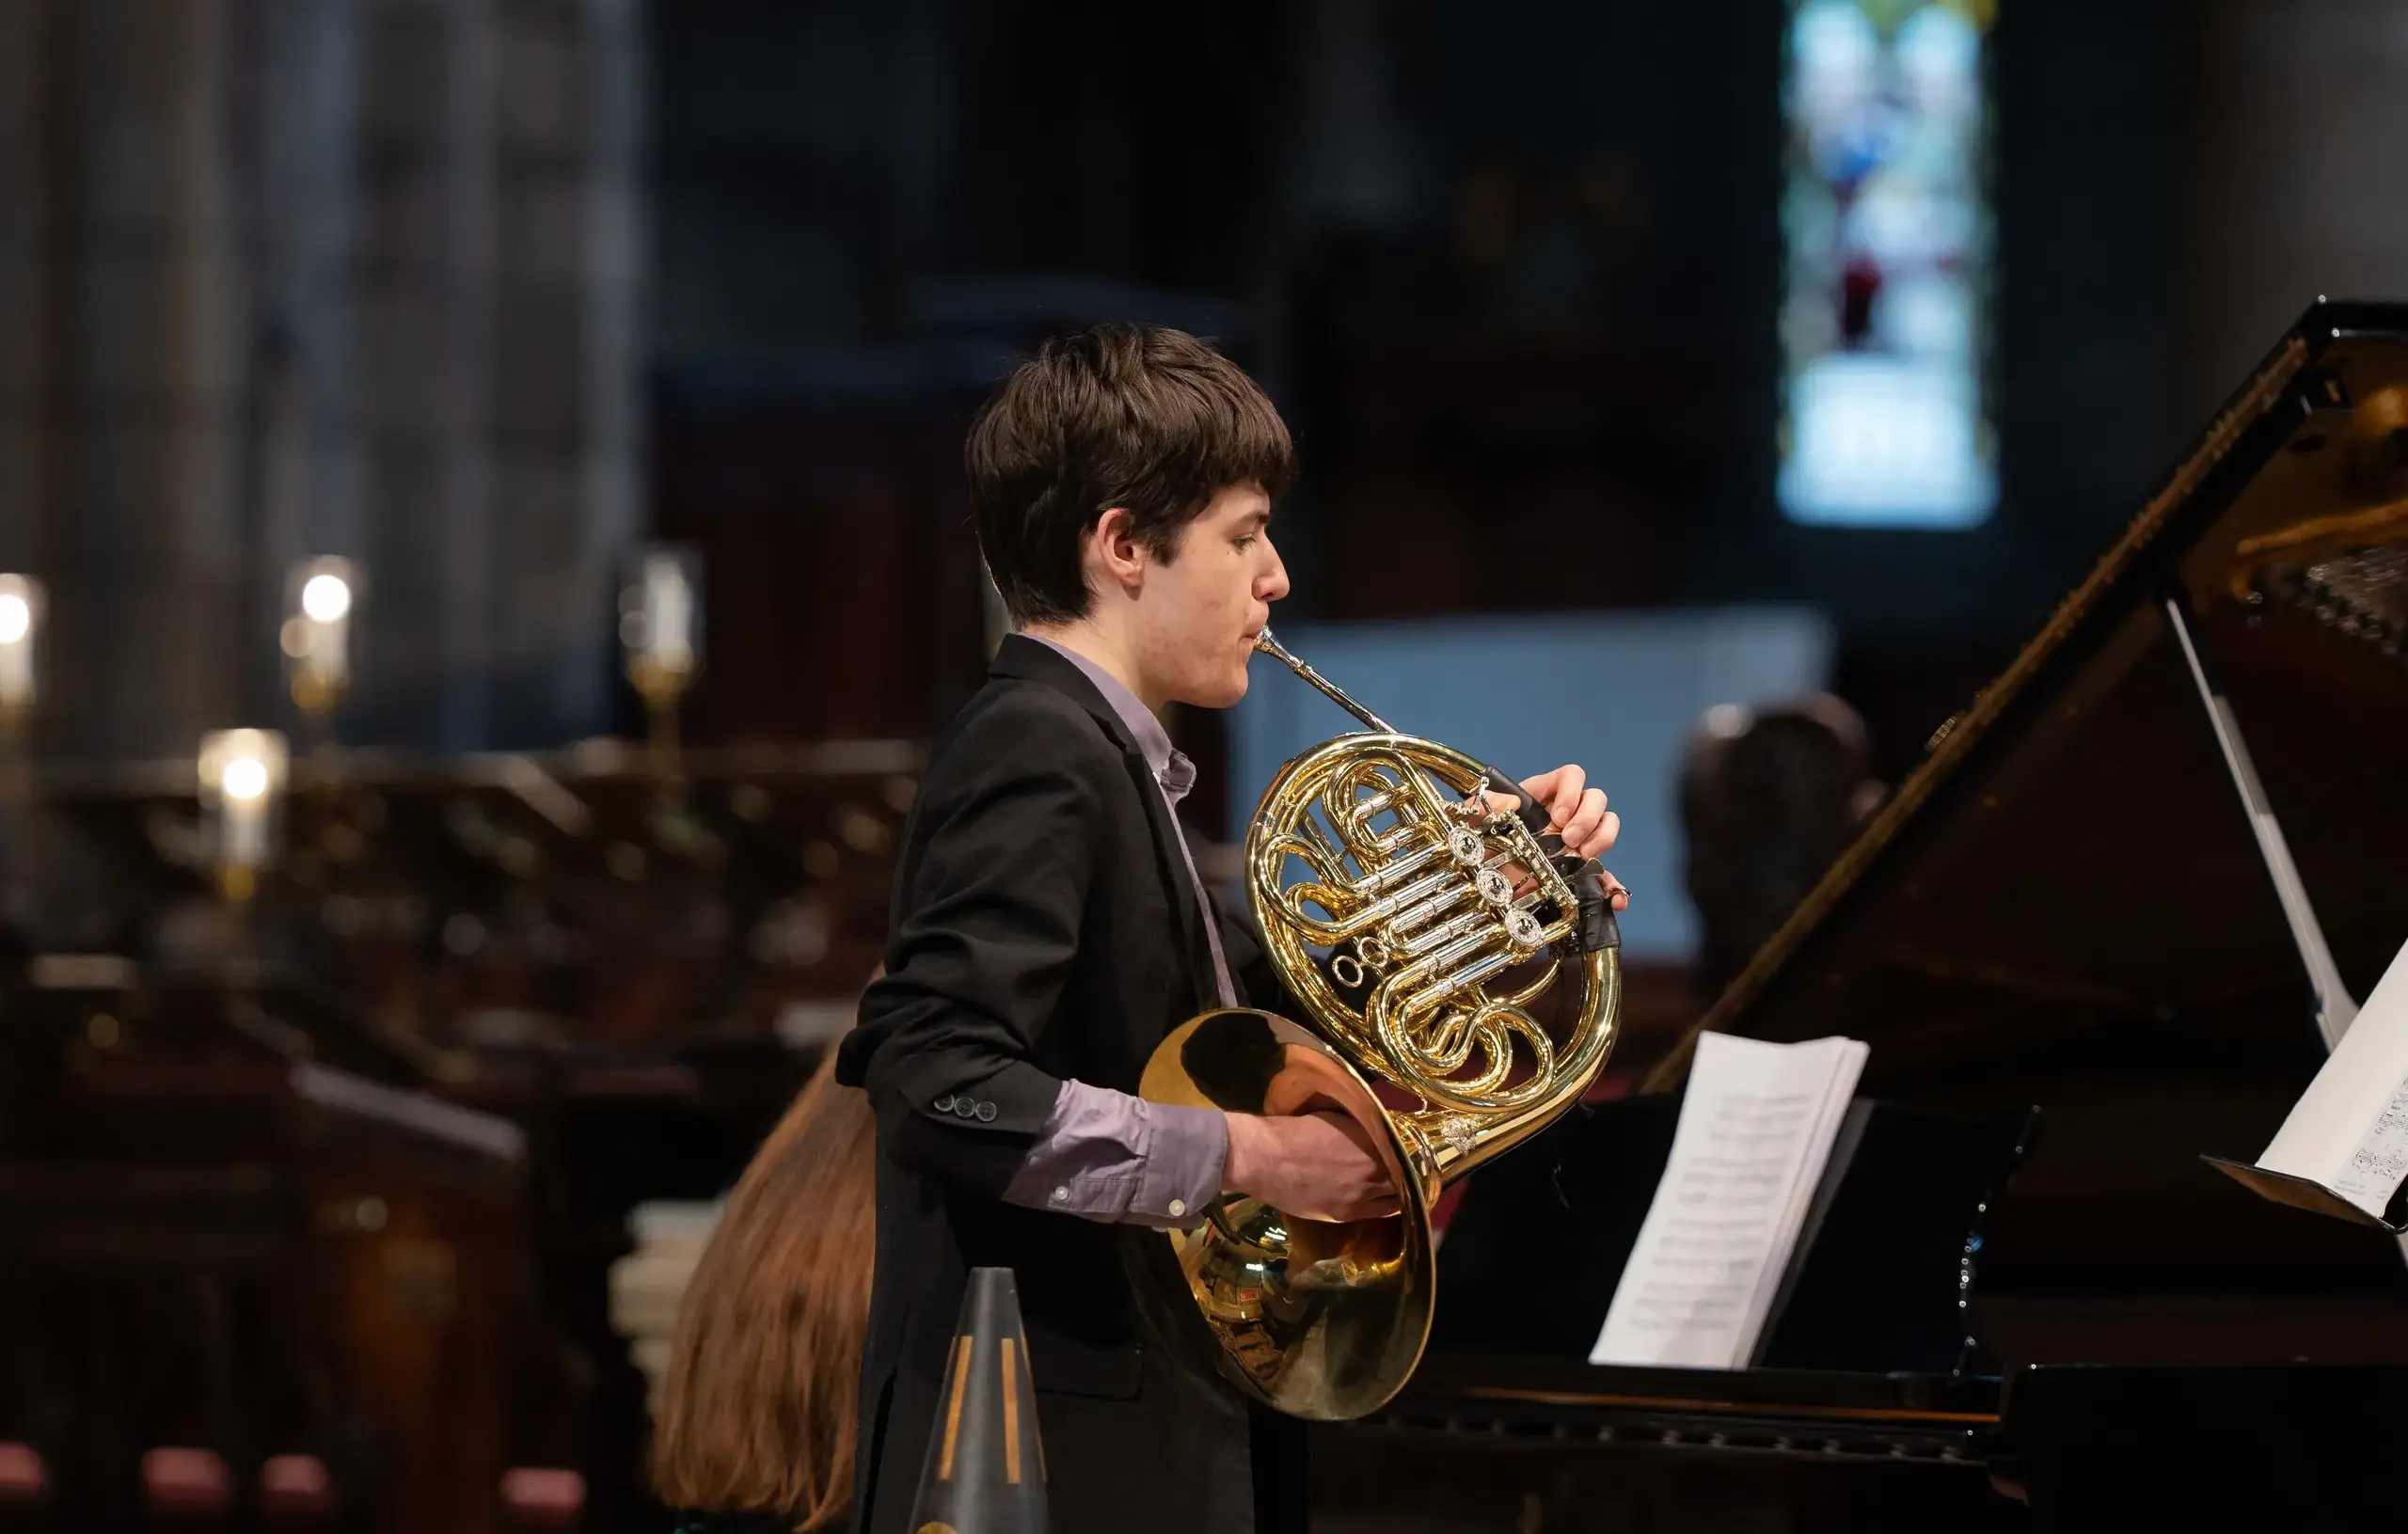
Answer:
[{"left": 1092, "top": 507, "right": 1147, "bottom": 594}]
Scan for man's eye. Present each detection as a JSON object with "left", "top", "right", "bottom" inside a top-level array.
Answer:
[{"left": 1234, "top": 534, "right": 1257, "bottom": 549}]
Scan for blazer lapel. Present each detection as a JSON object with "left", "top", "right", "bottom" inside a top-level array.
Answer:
[
  {"left": 1118, "top": 748, "right": 1225, "bottom": 1019},
  {"left": 990, "top": 637, "right": 1223, "bottom": 1017}
]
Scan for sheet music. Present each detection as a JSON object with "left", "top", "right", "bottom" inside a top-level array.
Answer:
[
  {"left": 1590, "top": 1032, "right": 1868, "bottom": 1369},
  {"left": 2259, "top": 935, "right": 2408, "bottom": 1218},
  {"left": 2336, "top": 1074, "right": 2408, "bottom": 1214}
]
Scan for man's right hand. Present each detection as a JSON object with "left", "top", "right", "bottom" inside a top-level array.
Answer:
[{"left": 1221, "top": 1110, "right": 1402, "bottom": 1224}]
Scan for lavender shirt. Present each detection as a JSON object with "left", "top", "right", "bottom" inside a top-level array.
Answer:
[{"left": 997, "top": 636, "right": 1236, "bottom": 1231}]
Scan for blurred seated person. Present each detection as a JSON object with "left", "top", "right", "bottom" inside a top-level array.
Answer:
[
  {"left": 1679, "top": 696, "right": 1883, "bottom": 1003},
  {"left": 651, "top": 1034, "right": 876, "bottom": 1534}
]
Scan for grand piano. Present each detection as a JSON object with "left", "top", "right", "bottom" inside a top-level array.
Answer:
[{"left": 1316, "top": 300, "right": 2408, "bottom": 1531}]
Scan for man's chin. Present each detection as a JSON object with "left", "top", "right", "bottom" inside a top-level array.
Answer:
[{"left": 1189, "top": 669, "right": 1249, "bottom": 710}]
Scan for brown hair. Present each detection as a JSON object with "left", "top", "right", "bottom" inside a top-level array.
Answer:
[
  {"left": 650, "top": 1046, "right": 877, "bottom": 1530},
  {"left": 967, "top": 323, "right": 1298, "bottom": 626}
]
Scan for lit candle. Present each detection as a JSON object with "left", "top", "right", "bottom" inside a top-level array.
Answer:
[
  {"left": 0, "top": 575, "right": 43, "bottom": 716},
  {"left": 620, "top": 545, "right": 704, "bottom": 701},
  {"left": 198, "top": 729, "right": 289, "bottom": 893},
  {"left": 222, "top": 753, "right": 270, "bottom": 865},
  {"left": 642, "top": 554, "right": 693, "bottom": 675},
  {"left": 285, "top": 558, "right": 357, "bottom": 710}
]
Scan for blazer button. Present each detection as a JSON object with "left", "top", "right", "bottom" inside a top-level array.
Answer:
[
  {"left": 975, "top": 1101, "right": 997, "bottom": 1123},
  {"left": 953, "top": 1099, "right": 976, "bottom": 1118},
  {"left": 934, "top": 1095, "right": 957, "bottom": 1114},
  {"left": 1166, "top": 1198, "right": 1187, "bottom": 1218}
]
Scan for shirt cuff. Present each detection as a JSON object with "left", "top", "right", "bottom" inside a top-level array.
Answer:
[
  {"left": 1130, "top": 1101, "right": 1229, "bottom": 1230},
  {"left": 1001, "top": 1080, "right": 1229, "bottom": 1230}
]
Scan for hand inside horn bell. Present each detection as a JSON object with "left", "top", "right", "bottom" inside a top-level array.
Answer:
[{"left": 1222, "top": 1043, "right": 1406, "bottom": 1225}]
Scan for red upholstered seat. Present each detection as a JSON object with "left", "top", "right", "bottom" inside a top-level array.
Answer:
[
  {"left": 142, "top": 1447, "right": 232, "bottom": 1515},
  {"left": 498, "top": 1467, "right": 584, "bottom": 1532},
  {"left": 0, "top": 1444, "right": 46, "bottom": 1504},
  {"left": 261, "top": 1454, "right": 335, "bottom": 1521}
]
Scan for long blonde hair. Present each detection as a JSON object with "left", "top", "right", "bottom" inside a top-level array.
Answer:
[{"left": 649, "top": 1044, "right": 877, "bottom": 1529}]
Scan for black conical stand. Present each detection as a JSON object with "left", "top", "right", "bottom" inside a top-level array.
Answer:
[{"left": 904, "top": 1268, "right": 1050, "bottom": 1534}]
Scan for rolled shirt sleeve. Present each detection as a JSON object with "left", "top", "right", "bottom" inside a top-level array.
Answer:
[{"left": 1003, "top": 1078, "right": 1228, "bottom": 1230}]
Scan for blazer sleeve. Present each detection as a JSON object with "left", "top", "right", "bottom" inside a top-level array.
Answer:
[{"left": 840, "top": 701, "right": 1104, "bottom": 1200}]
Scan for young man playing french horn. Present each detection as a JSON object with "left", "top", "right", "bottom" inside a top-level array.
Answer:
[{"left": 836, "top": 324, "right": 1628, "bottom": 1534}]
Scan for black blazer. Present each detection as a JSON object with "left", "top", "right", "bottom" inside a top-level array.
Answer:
[{"left": 837, "top": 636, "right": 1292, "bottom": 1534}]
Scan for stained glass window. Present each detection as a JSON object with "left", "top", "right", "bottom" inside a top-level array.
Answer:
[{"left": 1778, "top": 0, "right": 1996, "bottom": 528}]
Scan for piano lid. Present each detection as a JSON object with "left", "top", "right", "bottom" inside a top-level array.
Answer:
[{"left": 1645, "top": 299, "right": 2408, "bottom": 1301}]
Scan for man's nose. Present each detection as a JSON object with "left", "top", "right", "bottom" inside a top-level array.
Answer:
[{"left": 1259, "top": 537, "right": 1291, "bottom": 602}]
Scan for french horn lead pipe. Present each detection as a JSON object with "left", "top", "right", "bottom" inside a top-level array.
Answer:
[
  {"left": 1253, "top": 627, "right": 1395, "bottom": 735},
  {"left": 1255, "top": 628, "right": 1530, "bottom": 805}
]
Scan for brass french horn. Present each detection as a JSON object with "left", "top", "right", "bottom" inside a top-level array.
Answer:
[{"left": 1139, "top": 630, "right": 1623, "bottom": 1420}]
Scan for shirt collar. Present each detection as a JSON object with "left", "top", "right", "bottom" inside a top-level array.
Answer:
[{"left": 1022, "top": 633, "right": 1184, "bottom": 788}]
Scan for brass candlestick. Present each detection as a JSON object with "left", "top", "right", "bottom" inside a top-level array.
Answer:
[{"left": 281, "top": 557, "right": 357, "bottom": 767}]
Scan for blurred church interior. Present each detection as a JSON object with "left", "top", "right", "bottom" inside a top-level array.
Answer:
[{"left": 4, "top": 1, "right": 2407, "bottom": 1530}]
